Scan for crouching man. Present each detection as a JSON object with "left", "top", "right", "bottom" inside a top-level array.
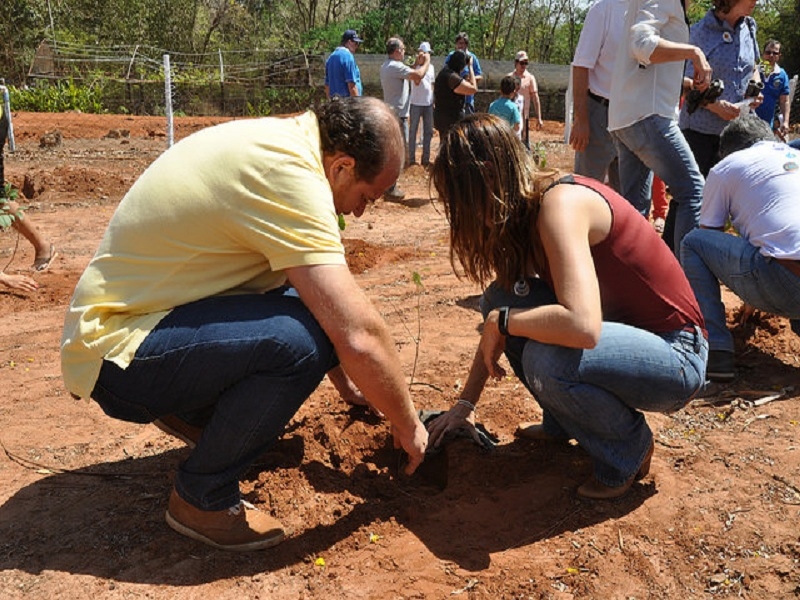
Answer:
[
  {"left": 680, "top": 115, "right": 800, "bottom": 381},
  {"left": 61, "top": 97, "right": 428, "bottom": 551}
]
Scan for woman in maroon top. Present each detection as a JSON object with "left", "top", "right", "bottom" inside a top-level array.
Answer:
[{"left": 428, "top": 114, "right": 708, "bottom": 499}]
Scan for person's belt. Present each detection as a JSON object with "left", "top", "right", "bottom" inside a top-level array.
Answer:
[
  {"left": 776, "top": 258, "right": 800, "bottom": 278},
  {"left": 588, "top": 90, "right": 610, "bottom": 107}
]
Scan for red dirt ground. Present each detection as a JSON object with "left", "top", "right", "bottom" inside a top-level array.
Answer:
[{"left": 0, "top": 112, "right": 799, "bottom": 599}]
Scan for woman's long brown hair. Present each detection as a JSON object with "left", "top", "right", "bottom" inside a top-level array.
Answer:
[{"left": 431, "top": 114, "right": 555, "bottom": 289}]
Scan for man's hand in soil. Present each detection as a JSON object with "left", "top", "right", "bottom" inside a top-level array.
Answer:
[{"left": 393, "top": 419, "right": 429, "bottom": 475}]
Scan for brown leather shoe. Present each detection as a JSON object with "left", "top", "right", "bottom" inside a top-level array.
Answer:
[
  {"left": 153, "top": 415, "right": 203, "bottom": 449},
  {"left": 515, "top": 422, "right": 560, "bottom": 441},
  {"left": 165, "top": 489, "right": 285, "bottom": 551},
  {"left": 577, "top": 439, "right": 655, "bottom": 500}
]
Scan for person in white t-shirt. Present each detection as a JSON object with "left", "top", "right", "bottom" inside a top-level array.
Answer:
[
  {"left": 681, "top": 115, "right": 800, "bottom": 381},
  {"left": 408, "top": 41, "right": 435, "bottom": 166}
]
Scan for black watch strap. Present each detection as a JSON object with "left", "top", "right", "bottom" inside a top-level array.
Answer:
[{"left": 498, "top": 306, "right": 510, "bottom": 336}]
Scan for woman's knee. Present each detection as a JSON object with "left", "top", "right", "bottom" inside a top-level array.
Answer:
[{"left": 521, "top": 342, "right": 582, "bottom": 395}]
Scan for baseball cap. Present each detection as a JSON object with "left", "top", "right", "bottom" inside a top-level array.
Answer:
[
  {"left": 418, "top": 41, "right": 432, "bottom": 53},
  {"left": 342, "top": 29, "right": 363, "bottom": 44},
  {"left": 515, "top": 50, "right": 529, "bottom": 62}
]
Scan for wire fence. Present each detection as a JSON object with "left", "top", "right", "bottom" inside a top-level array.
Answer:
[{"left": 27, "top": 38, "right": 327, "bottom": 117}]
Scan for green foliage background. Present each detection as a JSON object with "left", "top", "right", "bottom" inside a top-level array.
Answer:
[{"left": 0, "top": 0, "right": 798, "bottom": 115}]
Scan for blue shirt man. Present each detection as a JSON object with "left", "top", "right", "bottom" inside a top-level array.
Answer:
[
  {"left": 755, "top": 39, "right": 791, "bottom": 138},
  {"left": 325, "top": 29, "right": 363, "bottom": 98}
]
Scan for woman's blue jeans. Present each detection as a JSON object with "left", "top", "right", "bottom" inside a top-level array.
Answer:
[
  {"left": 91, "top": 288, "right": 337, "bottom": 510},
  {"left": 611, "top": 115, "right": 705, "bottom": 252},
  {"left": 681, "top": 228, "right": 800, "bottom": 352},
  {"left": 481, "top": 278, "right": 707, "bottom": 487}
]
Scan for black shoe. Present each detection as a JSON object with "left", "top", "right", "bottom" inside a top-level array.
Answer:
[{"left": 706, "top": 350, "right": 735, "bottom": 382}]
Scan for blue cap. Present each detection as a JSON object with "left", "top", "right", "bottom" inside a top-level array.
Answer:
[{"left": 342, "top": 29, "right": 363, "bottom": 44}]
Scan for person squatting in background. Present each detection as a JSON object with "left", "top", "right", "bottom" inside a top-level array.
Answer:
[{"left": 681, "top": 115, "right": 800, "bottom": 382}]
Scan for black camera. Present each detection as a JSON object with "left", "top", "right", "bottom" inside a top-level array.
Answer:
[
  {"left": 685, "top": 79, "right": 724, "bottom": 114},
  {"left": 744, "top": 79, "right": 764, "bottom": 99}
]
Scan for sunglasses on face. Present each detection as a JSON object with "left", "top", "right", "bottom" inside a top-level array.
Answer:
[{"left": 519, "top": 61, "right": 529, "bottom": 65}]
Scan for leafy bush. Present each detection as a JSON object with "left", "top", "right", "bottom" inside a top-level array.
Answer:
[
  {"left": 9, "top": 79, "right": 106, "bottom": 113},
  {"left": 246, "top": 87, "right": 322, "bottom": 117}
]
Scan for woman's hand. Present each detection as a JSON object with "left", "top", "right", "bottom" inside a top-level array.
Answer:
[
  {"left": 426, "top": 401, "right": 479, "bottom": 449},
  {"left": 705, "top": 99, "right": 742, "bottom": 121}
]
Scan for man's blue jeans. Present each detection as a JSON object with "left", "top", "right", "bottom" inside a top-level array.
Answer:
[
  {"left": 91, "top": 288, "right": 337, "bottom": 510},
  {"left": 409, "top": 103, "right": 433, "bottom": 165},
  {"left": 681, "top": 229, "right": 800, "bottom": 352},
  {"left": 611, "top": 115, "right": 705, "bottom": 252},
  {"left": 481, "top": 278, "right": 707, "bottom": 487}
]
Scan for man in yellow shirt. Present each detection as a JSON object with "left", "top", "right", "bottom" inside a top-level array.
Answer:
[{"left": 61, "top": 97, "right": 428, "bottom": 551}]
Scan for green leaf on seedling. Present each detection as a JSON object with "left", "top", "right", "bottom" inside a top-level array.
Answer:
[
  {"left": 412, "top": 271, "right": 423, "bottom": 290},
  {"left": 337, "top": 213, "right": 346, "bottom": 231}
]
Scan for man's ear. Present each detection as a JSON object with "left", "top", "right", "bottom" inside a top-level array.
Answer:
[
  {"left": 324, "top": 152, "right": 356, "bottom": 187},
  {"left": 326, "top": 152, "right": 357, "bottom": 185}
]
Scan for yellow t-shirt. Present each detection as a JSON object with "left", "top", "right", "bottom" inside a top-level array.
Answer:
[{"left": 61, "top": 111, "right": 345, "bottom": 399}]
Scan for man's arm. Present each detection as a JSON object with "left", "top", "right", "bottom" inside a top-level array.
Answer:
[
  {"left": 406, "top": 53, "right": 430, "bottom": 84},
  {"left": 286, "top": 263, "right": 427, "bottom": 473},
  {"left": 778, "top": 92, "right": 790, "bottom": 137},
  {"left": 471, "top": 54, "right": 484, "bottom": 84},
  {"left": 648, "top": 40, "right": 711, "bottom": 86},
  {"left": 629, "top": 1, "right": 711, "bottom": 87},
  {"left": 530, "top": 75, "right": 543, "bottom": 130},
  {"left": 347, "top": 81, "right": 360, "bottom": 97},
  {"left": 569, "top": 66, "right": 591, "bottom": 151}
]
